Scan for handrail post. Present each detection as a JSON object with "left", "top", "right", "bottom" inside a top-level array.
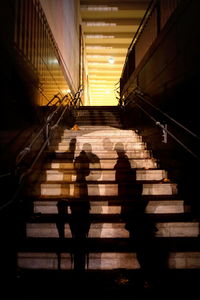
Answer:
[
  {"left": 46, "top": 122, "right": 50, "bottom": 147},
  {"left": 156, "top": 121, "right": 168, "bottom": 143}
]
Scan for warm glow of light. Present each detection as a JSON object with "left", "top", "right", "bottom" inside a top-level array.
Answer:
[
  {"left": 48, "top": 58, "right": 58, "bottom": 64},
  {"left": 61, "top": 89, "right": 71, "bottom": 94}
]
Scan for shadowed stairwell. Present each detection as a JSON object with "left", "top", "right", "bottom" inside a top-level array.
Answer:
[{"left": 16, "top": 106, "right": 200, "bottom": 299}]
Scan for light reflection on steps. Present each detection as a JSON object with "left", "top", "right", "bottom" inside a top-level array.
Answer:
[{"left": 17, "top": 252, "right": 200, "bottom": 270}]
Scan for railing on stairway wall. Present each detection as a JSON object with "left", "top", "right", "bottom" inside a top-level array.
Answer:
[
  {"left": 120, "top": 87, "right": 200, "bottom": 161},
  {"left": 0, "top": 86, "right": 83, "bottom": 212},
  {"left": 120, "top": 0, "right": 181, "bottom": 93}
]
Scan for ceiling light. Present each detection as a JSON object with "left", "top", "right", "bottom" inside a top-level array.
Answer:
[
  {"left": 81, "top": 6, "right": 118, "bottom": 11},
  {"left": 108, "top": 57, "right": 115, "bottom": 64},
  {"left": 85, "top": 22, "right": 116, "bottom": 26},
  {"left": 48, "top": 58, "right": 58, "bottom": 64},
  {"left": 86, "top": 35, "right": 115, "bottom": 39}
]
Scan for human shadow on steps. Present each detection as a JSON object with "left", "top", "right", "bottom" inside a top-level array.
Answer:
[
  {"left": 114, "top": 142, "right": 141, "bottom": 221},
  {"left": 125, "top": 200, "right": 169, "bottom": 289},
  {"left": 69, "top": 143, "right": 101, "bottom": 272},
  {"left": 55, "top": 138, "right": 77, "bottom": 269}
]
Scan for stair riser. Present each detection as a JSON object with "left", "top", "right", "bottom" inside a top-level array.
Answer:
[
  {"left": 31, "top": 183, "right": 177, "bottom": 197},
  {"left": 77, "top": 114, "right": 120, "bottom": 118},
  {"left": 61, "top": 133, "right": 138, "bottom": 138},
  {"left": 77, "top": 118, "right": 121, "bottom": 122},
  {"left": 77, "top": 115, "right": 121, "bottom": 118},
  {"left": 33, "top": 200, "right": 185, "bottom": 215},
  {"left": 62, "top": 132, "right": 138, "bottom": 137},
  {"left": 38, "top": 169, "right": 167, "bottom": 182},
  {"left": 73, "top": 126, "right": 124, "bottom": 130},
  {"left": 77, "top": 113, "right": 120, "bottom": 115},
  {"left": 17, "top": 252, "right": 200, "bottom": 270},
  {"left": 48, "top": 151, "right": 151, "bottom": 159},
  {"left": 76, "top": 119, "right": 120, "bottom": 122},
  {"left": 76, "top": 123, "right": 122, "bottom": 127},
  {"left": 52, "top": 137, "right": 142, "bottom": 144},
  {"left": 26, "top": 222, "right": 199, "bottom": 238},
  {"left": 49, "top": 143, "right": 146, "bottom": 151},
  {"left": 47, "top": 159, "right": 157, "bottom": 169}
]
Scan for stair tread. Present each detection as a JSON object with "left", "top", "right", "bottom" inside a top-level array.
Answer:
[
  {"left": 18, "top": 106, "right": 199, "bottom": 273},
  {"left": 27, "top": 194, "right": 183, "bottom": 201},
  {"left": 34, "top": 180, "right": 175, "bottom": 185}
]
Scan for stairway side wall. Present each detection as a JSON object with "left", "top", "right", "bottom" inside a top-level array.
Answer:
[
  {"left": 121, "top": 0, "right": 200, "bottom": 215},
  {"left": 40, "top": 0, "right": 81, "bottom": 93}
]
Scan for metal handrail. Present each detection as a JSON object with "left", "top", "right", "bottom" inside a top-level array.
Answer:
[
  {"left": 15, "top": 94, "right": 65, "bottom": 167},
  {"left": 0, "top": 87, "right": 83, "bottom": 211},
  {"left": 46, "top": 94, "right": 62, "bottom": 106},
  {"left": 121, "top": 0, "right": 155, "bottom": 77},
  {"left": 123, "top": 92, "right": 200, "bottom": 161},
  {"left": 134, "top": 88, "right": 200, "bottom": 140}
]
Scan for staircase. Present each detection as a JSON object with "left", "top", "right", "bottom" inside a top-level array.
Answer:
[{"left": 17, "top": 106, "right": 200, "bottom": 298}]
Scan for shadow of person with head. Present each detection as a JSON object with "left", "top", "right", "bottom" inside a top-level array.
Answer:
[
  {"left": 114, "top": 142, "right": 139, "bottom": 222},
  {"left": 82, "top": 142, "right": 101, "bottom": 192},
  {"left": 56, "top": 199, "right": 69, "bottom": 269},
  {"left": 69, "top": 146, "right": 91, "bottom": 272},
  {"left": 114, "top": 142, "right": 168, "bottom": 288}
]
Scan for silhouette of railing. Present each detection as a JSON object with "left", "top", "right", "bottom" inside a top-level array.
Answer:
[
  {"left": 0, "top": 86, "right": 83, "bottom": 211},
  {"left": 120, "top": 87, "right": 200, "bottom": 161}
]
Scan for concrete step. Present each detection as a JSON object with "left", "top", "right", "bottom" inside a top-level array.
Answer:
[
  {"left": 71, "top": 126, "right": 123, "bottom": 130},
  {"left": 29, "top": 182, "right": 178, "bottom": 197},
  {"left": 77, "top": 113, "right": 121, "bottom": 117},
  {"left": 61, "top": 129, "right": 138, "bottom": 137},
  {"left": 47, "top": 150, "right": 152, "bottom": 159},
  {"left": 46, "top": 158, "right": 157, "bottom": 169},
  {"left": 49, "top": 142, "right": 146, "bottom": 152},
  {"left": 77, "top": 115, "right": 121, "bottom": 120},
  {"left": 77, "top": 111, "right": 120, "bottom": 120},
  {"left": 52, "top": 136, "right": 142, "bottom": 144},
  {"left": 77, "top": 111, "right": 121, "bottom": 117},
  {"left": 38, "top": 169, "right": 167, "bottom": 182},
  {"left": 76, "top": 117, "right": 121, "bottom": 121},
  {"left": 17, "top": 251, "right": 200, "bottom": 270},
  {"left": 26, "top": 221, "right": 200, "bottom": 238},
  {"left": 77, "top": 106, "right": 120, "bottom": 110},
  {"left": 76, "top": 122, "right": 122, "bottom": 126},
  {"left": 33, "top": 200, "right": 185, "bottom": 214}
]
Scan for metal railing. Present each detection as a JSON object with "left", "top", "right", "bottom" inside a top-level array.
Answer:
[
  {"left": 121, "top": 87, "right": 200, "bottom": 161},
  {"left": 0, "top": 86, "right": 83, "bottom": 211}
]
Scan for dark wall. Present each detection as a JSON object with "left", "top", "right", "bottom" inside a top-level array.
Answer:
[
  {"left": 121, "top": 0, "right": 200, "bottom": 215},
  {"left": 0, "top": 1, "right": 44, "bottom": 170},
  {"left": 0, "top": 1, "right": 45, "bottom": 284}
]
